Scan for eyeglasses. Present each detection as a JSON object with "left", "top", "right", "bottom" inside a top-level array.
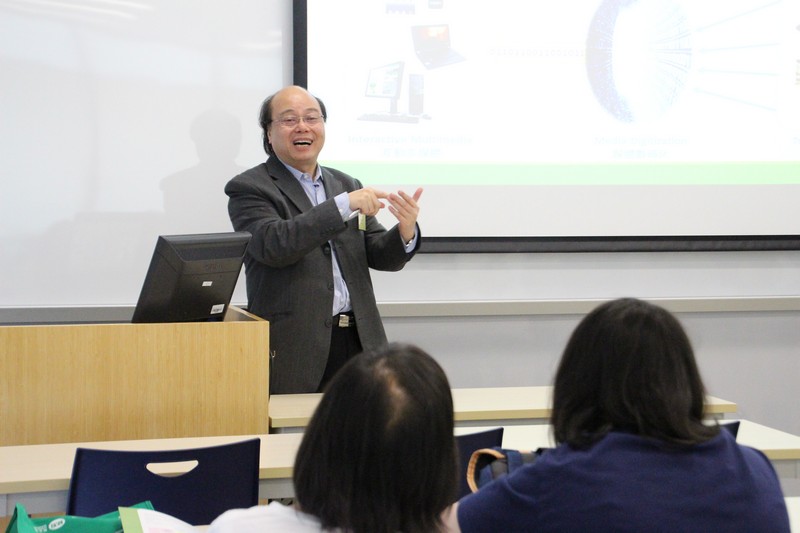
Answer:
[{"left": 273, "top": 115, "right": 325, "bottom": 128}]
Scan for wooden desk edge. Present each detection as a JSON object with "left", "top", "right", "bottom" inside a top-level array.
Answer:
[
  {"left": 269, "top": 404, "right": 737, "bottom": 428},
  {"left": 0, "top": 478, "right": 68, "bottom": 494},
  {"left": 705, "top": 404, "right": 738, "bottom": 414},
  {"left": 270, "top": 410, "right": 558, "bottom": 427},
  {"left": 260, "top": 466, "right": 293, "bottom": 479},
  {"left": 269, "top": 417, "right": 312, "bottom": 428},
  {"left": 765, "top": 450, "right": 800, "bottom": 461},
  {"left": 454, "top": 409, "right": 551, "bottom": 421}
]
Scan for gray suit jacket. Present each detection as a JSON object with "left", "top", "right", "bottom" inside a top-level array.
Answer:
[{"left": 226, "top": 157, "right": 420, "bottom": 393}]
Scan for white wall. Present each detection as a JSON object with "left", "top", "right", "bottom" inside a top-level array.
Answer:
[
  {"left": 373, "top": 251, "right": 800, "bottom": 436},
  {"left": 1, "top": 1, "right": 797, "bottom": 438},
  {"left": 0, "top": 0, "right": 291, "bottom": 308}
]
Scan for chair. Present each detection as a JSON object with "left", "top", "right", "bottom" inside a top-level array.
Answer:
[
  {"left": 721, "top": 420, "right": 740, "bottom": 439},
  {"left": 66, "top": 438, "right": 260, "bottom": 525},
  {"left": 455, "top": 427, "right": 504, "bottom": 499}
]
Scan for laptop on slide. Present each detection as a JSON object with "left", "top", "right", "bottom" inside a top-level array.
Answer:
[{"left": 411, "top": 24, "right": 465, "bottom": 69}]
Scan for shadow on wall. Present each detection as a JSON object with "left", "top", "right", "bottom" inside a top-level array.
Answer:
[
  {"left": 3, "top": 108, "right": 246, "bottom": 307},
  {"left": 160, "top": 108, "right": 246, "bottom": 233}
]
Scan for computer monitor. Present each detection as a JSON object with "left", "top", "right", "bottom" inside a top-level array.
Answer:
[
  {"left": 131, "top": 231, "right": 251, "bottom": 323},
  {"left": 364, "top": 61, "right": 404, "bottom": 114}
]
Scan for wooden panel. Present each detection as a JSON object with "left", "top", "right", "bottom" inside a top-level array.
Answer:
[{"left": 0, "top": 308, "right": 269, "bottom": 445}]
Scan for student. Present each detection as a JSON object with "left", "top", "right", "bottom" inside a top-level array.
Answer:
[
  {"left": 209, "top": 342, "right": 458, "bottom": 533},
  {"left": 445, "top": 298, "right": 790, "bottom": 532}
]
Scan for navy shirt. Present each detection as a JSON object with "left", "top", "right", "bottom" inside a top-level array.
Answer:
[{"left": 458, "top": 429, "right": 789, "bottom": 533}]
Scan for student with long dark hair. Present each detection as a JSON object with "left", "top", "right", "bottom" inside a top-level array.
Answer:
[
  {"left": 445, "top": 298, "right": 790, "bottom": 532},
  {"left": 210, "top": 342, "right": 458, "bottom": 533}
]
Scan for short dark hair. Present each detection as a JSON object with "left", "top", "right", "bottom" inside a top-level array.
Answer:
[
  {"left": 293, "top": 342, "right": 458, "bottom": 533},
  {"left": 551, "top": 298, "right": 719, "bottom": 448},
  {"left": 258, "top": 89, "right": 327, "bottom": 156}
]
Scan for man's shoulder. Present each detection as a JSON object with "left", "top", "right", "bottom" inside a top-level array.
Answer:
[
  {"left": 230, "top": 162, "right": 269, "bottom": 181},
  {"left": 225, "top": 162, "right": 275, "bottom": 191}
]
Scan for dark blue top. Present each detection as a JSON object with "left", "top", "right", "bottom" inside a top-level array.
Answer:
[{"left": 457, "top": 429, "right": 789, "bottom": 533}]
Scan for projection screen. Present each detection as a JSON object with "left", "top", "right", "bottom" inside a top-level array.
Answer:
[{"left": 297, "top": 0, "right": 800, "bottom": 252}]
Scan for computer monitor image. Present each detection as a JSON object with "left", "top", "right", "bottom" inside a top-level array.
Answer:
[
  {"left": 359, "top": 61, "right": 419, "bottom": 123},
  {"left": 364, "top": 61, "right": 404, "bottom": 114},
  {"left": 131, "top": 231, "right": 251, "bottom": 323}
]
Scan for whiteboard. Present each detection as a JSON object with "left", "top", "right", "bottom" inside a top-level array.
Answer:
[{"left": 1, "top": 0, "right": 289, "bottom": 307}]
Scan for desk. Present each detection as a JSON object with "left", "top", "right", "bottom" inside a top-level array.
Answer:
[
  {"left": 4, "top": 419, "right": 794, "bottom": 519},
  {"left": 462, "top": 419, "right": 800, "bottom": 479},
  {"left": 269, "top": 386, "right": 737, "bottom": 432}
]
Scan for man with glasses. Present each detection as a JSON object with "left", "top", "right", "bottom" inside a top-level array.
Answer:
[{"left": 226, "top": 85, "right": 422, "bottom": 394}]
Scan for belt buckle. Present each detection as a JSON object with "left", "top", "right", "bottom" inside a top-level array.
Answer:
[{"left": 338, "top": 314, "right": 351, "bottom": 328}]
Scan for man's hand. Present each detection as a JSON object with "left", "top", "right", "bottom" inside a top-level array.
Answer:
[
  {"left": 348, "top": 187, "right": 388, "bottom": 216},
  {"left": 388, "top": 188, "right": 423, "bottom": 243}
]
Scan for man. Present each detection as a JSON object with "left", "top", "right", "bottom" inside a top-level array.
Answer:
[{"left": 226, "top": 86, "right": 422, "bottom": 393}]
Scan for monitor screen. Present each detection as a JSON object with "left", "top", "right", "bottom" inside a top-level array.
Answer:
[
  {"left": 364, "top": 61, "right": 404, "bottom": 100},
  {"left": 131, "top": 231, "right": 251, "bottom": 323}
]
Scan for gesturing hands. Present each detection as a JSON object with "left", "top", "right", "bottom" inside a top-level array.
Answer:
[
  {"left": 388, "top": 188, "right": 423, "bottom": 243},
  {"left": 348, "top": 187, "right": 387, "bottom": 217},
  {"left": 348, "top": 187, "right": 423, "bottom": 243}
]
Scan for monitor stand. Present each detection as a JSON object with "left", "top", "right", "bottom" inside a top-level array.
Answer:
[{"left": 358, "top": 97, "right": 419, "bottom": 123}]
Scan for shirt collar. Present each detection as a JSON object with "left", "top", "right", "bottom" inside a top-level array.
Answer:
[{"left": 277, "top": 157, "right": 322, "bottom": 184}]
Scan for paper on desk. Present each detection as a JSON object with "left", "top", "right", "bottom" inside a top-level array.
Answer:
[{"left": 119, "top": 507, "right": 199, "bottom": 533}]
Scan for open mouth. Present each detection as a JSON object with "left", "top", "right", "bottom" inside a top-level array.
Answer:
[{"left": 293, "top": 140, "right": 312, "bottom": 146}]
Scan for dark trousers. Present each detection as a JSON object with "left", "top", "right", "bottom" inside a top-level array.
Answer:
[{"left": 317, "top": 316, "right": 362, "bottom": 392}]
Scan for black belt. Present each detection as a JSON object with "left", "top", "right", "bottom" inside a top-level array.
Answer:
[{"left": 333, "top": 312, "right": 356, "bottom": 328}]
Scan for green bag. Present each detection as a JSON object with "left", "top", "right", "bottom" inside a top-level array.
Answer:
[{"left": 5, "top": 501, "right": 154, "bottom": 533}]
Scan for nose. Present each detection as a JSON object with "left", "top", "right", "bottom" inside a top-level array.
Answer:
[{"left": 289, "top": 118, "right": 311, "bottom": 132}]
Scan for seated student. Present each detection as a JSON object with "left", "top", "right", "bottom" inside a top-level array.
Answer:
[
  {"left": 209, "top": 342, "right": 458, "bottom": 533},
  {"left": 444, "top": 297, "right": 790, "bottom": 533}
]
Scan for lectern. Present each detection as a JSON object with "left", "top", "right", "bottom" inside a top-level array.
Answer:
[{"left": 0, "top": 306, "right": 269, "bottom": 445}]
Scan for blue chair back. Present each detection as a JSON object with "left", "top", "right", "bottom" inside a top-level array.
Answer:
[
  {"left": 455, "top": 427, "right": 504, "bottom": 499},
  {"left": 721, "top": 420, "right": 740, "bottom": 439},
  {"left": 66, "top": 438, "right": 260, "bottom": 525}
]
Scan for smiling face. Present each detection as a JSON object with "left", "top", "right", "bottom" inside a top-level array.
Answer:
[{"left": 267, "top": 86, "right": 326, "bottom": 175}]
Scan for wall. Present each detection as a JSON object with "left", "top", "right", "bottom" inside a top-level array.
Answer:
[
  {"left": 1, "top": 2, "right": 797, "bottom": 437},
  {"left": 374, "top": 251, "right": 800, "bottom": 436},
  {"left": 0, "top": 0, "right": 290, "bottom": 308}
]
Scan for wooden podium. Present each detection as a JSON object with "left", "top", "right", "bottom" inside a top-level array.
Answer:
[{"left": 0, "top": 306, "right": 269, "bottom": 446}]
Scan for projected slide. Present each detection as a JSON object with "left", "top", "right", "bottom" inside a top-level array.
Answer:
[
  {"left": 586, "top": 0, "right": 692, "bottom": 123},
  {"left": 305, "top": 0, "right": 800, "bottom": 238}
]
